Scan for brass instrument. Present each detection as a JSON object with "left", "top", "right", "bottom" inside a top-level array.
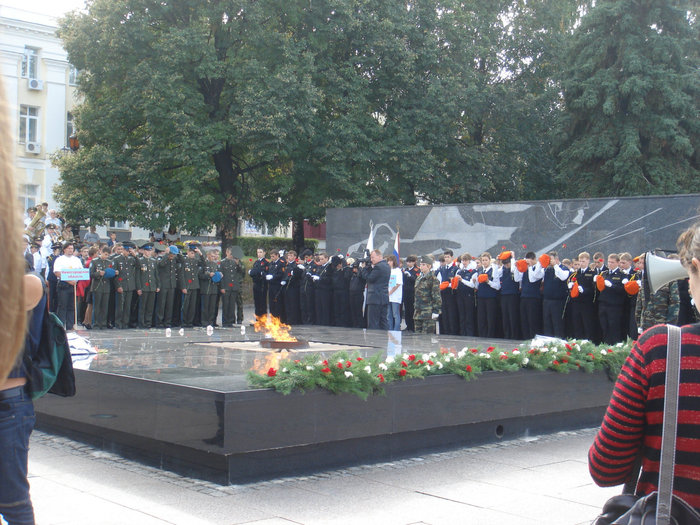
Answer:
[{"left": 24, "top": 208, "right": 45, "bottom": 238}]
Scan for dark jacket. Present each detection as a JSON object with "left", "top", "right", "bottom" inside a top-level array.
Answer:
[{"left": 362, "top": 259, "right": 390, "bottom": 305}]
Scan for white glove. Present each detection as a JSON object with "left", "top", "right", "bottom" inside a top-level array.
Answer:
[
  {"left": 265, "top": 274, "right": 273, "bottom": 281},
  {"left": 280, "top": 281, "right": 286, "bottom": 286},
  {"left": 638, "top": 327, "right": 643, "bottom": 334},
  {"left": 471, "top": 273, "right": 478, "bottom": 283},
  {"left": 312, "top": 275, "right": 320, "bottom": 281},
  {"left": 404, "top": 271, "right": 411, "bottom": 277},
  {"left": 622, "top": 278, "right": 629, "bottom": 284},
  {"left": 567, "top": 281, "right": 574, "bottom": 289},
  {"left": 297, "top": 264, "right": 305, "bottom": 270},
  {"left": 605, "top": 280, "right": 612, "bottom": 288},
  {"left": 461, "top": 278, "right": 470, "bottom": 286},
  {"left": 578, "top": 285, "right": 583, "bottom": 293},
  {"left": 431, "top": 313, "right": 439, "bottom": 320},
  {"left": 248, "top": 269, "right": 252, "bottom": 275}
]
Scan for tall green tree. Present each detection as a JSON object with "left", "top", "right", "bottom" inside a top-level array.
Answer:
[
  {"left": 55, "top": 0, "right": 322, "bottom": 246},
  {"left": 556, "top": 0, "right": 699, "bottom": 196}
]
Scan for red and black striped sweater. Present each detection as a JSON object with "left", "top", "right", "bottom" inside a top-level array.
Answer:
[{"left": 589, "top": 322, "right": 700, "bottom": 512}]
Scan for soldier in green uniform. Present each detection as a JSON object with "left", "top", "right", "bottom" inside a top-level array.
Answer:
[
  {"left": 179, "top": 245, "right": 203, "bottom": 328},
  {"left": 635, "top": 254, "right": 680, "bottom": 332},
  {"left": 220, "top": 247, "right": 245, "bottom": 326},
  {"left": 156, "top": 245, "right": 180, "bottom": 328},
  {"left": 199, "top": 249, "right": 221, "bottom": 327},
  {"left": 90, "top": 246, "right": 114, "bottom": 329},
  {"left": 413, "top": 255, "right": 442, "bottom": 334},
  {"left": 137, "top": 243, "right": 160, "bottom": 328},
  {"left": 114, "top": 242, "right": 139, "bottom": 329}
]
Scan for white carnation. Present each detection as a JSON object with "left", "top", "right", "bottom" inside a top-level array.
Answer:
[
  {"left": 379, "top": 363, "right": 388, "bottom": 371},
  {"left": 385, "top": 356, "right": 395, "bottom": 364},
  {"left": 344, "top": 371, "right": 353, "bottom": 378},
  {"left": 512, "top": 350, "right": 520, "bottom": 355},
  {"left": 306, "top": 366, "right": 314, "bottom": 371},
  {"left": 364, "top": 366, "right": 372, "bottom": 374},
  {"left": 522, "top": 357, "right": 529, "bottom": 365}
]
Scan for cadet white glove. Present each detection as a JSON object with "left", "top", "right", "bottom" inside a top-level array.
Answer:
[
  {"left": 297, "top": 264, "right": 305, "bottom": 270},
  {"left": 431, "top": 313, "right": 439, "bottom": 320},
  {"left": 605, "top": 280, "right": 612, "bottom": 287},
  {"left": 461, "top": 278, "right": 471, "bottom": 287},
  {"left": 622, "top": 278, "right": 629, "bottom": 284},
  {"left": 312, "top": 275, "right": 320, "bottom": 281},
  {"left": 248, "top": 269, "right": 252, "bottom": 275},
  {"left": 265, "top": 274, "right": 273, "bottom": 281},
  {"left": 567, "top": 281, "right": 574, "bottom": 289},
  {"left": 280, "top": 281, "right": 286, "bottom": 286},
  {"left": 578, "top": 285, "right": 583, "bottom": 293}
]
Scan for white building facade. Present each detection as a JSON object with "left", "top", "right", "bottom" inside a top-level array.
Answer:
[{"left": 0, "top": 6, "right": 76, "bottom": 212}]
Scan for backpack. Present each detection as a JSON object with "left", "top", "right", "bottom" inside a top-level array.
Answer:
[{"left": 24, "top": 311, "right": 76, "bottom": 400}]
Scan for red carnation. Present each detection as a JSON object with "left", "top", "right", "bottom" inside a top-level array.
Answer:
[
  {"left": 565, "top": 343, "right": 572, "bottom": 351},
  {"left": 562, "top": 359, "right": 568, "bottom": 364},
  {"left": 553, "top": 360, "right": 559, "bottom": 366},
  {"left": 378, "top": 373, "right": 385, "bottom": 383},
  {"left": 470, "top": 348, "right": 478, "bottom": 353},
  {"left": 188, "top": 279, "right": 192, "bottom": 283},
  {"left": 408, "top": 354, "right": 416, "bottom": 361},
  {"left": 416, "top": 360, "right": 424, "bottom": 365},
  {"left": 322, "top": 360, "right": 328, "bottom": 366},
  {"left": 427, "top": 360, "right": 434, "bottom": 365},
  {"left": 321, "top": 367, "right": 331, "bottom": 373},
  {"left": 528, "top": 349, "right": 536, "bottom": 354},
  {"left": 336, "top": 362, "right": 344, "bottom": 369},
  {"left": 229, "top": 283, "right": 233, "bottom": 287},
  {"left": 267, "top": 368, "right": 277, "bottom": 377},
  {"left": 294, "top": 360, "right": 300, "bottom": 363},
  {"left": 500, "top": 355, "right": 508, "bottom": 360},
  {"left": 401, "top": 361, "right": 408, "bottom": 367},
  {"left": 487, "top": 346, "right": 494, "bottom": 352},
  {"left": 399, "top": 369, "right": 407, "bottom": 377},
  {"left": 356, "top": 357, "right": 363, "bottom": 361},
  {"left": 466, "top": 365, "right": 472, "bottom": 372},
  {"left": 346, "top": 361, "right": 352, "bottom": 368}
]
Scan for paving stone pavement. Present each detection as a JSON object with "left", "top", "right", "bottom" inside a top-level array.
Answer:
[{"left": 21, "top": 427, "right": 620, "bottom": 525}]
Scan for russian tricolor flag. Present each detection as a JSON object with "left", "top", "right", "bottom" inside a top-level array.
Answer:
[{"left": 393, "top": 231, "right": 400, "bottom": 260}]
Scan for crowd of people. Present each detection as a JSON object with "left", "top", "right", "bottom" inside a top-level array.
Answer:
[{"left": 19, "top": 209, "right": 697, "bottom": 344}]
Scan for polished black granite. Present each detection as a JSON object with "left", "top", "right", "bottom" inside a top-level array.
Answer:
[{"left": 35, "top": 326, "right": 614, "bottom": 484}]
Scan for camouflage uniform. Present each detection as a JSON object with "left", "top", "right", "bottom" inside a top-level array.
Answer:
[
  {"left": 413, "top": 268, "right": 442, "bottom": 334},
  {"left": 635, "top": 281, "right": 680, "bottom": 332}
]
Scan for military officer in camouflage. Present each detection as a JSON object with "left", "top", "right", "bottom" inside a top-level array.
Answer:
[
  {"left": 137, "top": 243, "right": 160, "bottom": 328},
  {"left": 413, "top": 255, "right": 442, "bottom": 334},
  {"left": 634, "top": 254, "right": 680, "bottom": 331}
]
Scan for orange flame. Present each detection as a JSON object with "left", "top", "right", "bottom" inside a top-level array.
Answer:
[
  {"left": 252, "top": 349, "right": 290, "bottom": 373},
  {"left": 253, "top": 314, "right": 298, "bottom": 342}
]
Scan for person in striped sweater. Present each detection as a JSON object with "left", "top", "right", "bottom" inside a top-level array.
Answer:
[{"left": 588, "top": 222, "right": 700, "bottom": 513}]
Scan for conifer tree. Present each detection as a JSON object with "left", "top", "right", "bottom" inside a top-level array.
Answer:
[{"left": 556, "top": 0, "right": 699, "bottom": 196}]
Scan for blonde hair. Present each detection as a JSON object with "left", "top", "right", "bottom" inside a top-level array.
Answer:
[
  {"left": 0, "top": 78, "right": 27, "bottom": 382},
  {"left": 678, "top": 222, "right": 700, "bottom": 273}
]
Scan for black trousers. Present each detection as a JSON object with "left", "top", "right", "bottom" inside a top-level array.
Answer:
[
  {"left": 56, "top": 282, "right": 75, "bottom": 329},
  {"left": 300, "top": 284, "right": 315, "bottom": 324},
  {"left": 520, "top": 297, "right": 542, "bottom": 340},
  {"left": 455, "top": 291, "right": 476, "bottom": 336},
  {"left": 366, "top": 303, "right": 388, "bottom": 330},
  {"left": 571, "top": 300, "right": 596, "bottom": 340},
  {"left": 253, "top": 282, "right": 268, "bottom": 317},
  {"left": 477, "top": 296, "right": 499, "bottom": 338},
  {"left": 500, "top": 294, "right": 520, "bottom": 339},
  {"left": 284, "top": 286, "right": 301, "bottom": 325},
  {"left": 315, "top": 289, "right": 332, "bottom": 326},
  {"left": 440, "top": 289, "right": 459, "bottom": 335},
  {"left": 349, "top": 291, "right": 365, "bottom": 328},
  {"left": 598, "top": 302, "right": 624, "bottom": 344},
  {"left": 403, "top": 293, "right": 415, "bottom": 331},
  {"left": 542, "top": 298, "right": 566, "bottom": 338}
]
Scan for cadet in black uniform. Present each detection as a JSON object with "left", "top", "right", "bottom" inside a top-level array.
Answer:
[
  {"left": 249, "top": 248, "right": 269, "bottom": 318},
  {"left": 299, "top": 249, "right": 316, "bottom": 324},
  {"left": 314, "top": 253, "right": 333, "bottom": 326},
  {"left": 282, "top": 250, "right": 303, "bottom": 325},
  {"left": 402, "top": 256, "right": 420, "bottom": 332},
  {"left": 596, "top": 253, "right": 626, "bottom": 344},
  {"left": 266, "top": 250, "right": 286, "bottom": 320}
]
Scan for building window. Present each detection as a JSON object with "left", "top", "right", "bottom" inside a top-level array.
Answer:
[
  {"left": 21, "top": 48, "right": 39, "bottom": 79},
  {"left": 18, "top": 184, "right": 39, "bottom": 210},
  {"left": 243, "top": 220, "right": 271, "bottom": 236},
  {"left": 68, "top": 65, "right": 79, "bottom": 85},
  {"left": 66, "top": 112, "right": 75, "bottom": 147},
  {"left": 109, "top": 220, "right": 127, "bottom": 230},
  {"left": 19, "top": 106, "right": 39, "bottom": 144}
]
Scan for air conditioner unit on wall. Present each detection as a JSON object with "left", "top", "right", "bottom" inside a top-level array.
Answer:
[
  {"left": 25, "top": 142, "right": 41, "bottom": 154},
  {"left": 28, "top": 78, "right": 43, "bottom": 90}
]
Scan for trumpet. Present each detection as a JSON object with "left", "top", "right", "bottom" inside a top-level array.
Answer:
[{"left": 25, "top": 208, "right": 46, "bottom": 238}]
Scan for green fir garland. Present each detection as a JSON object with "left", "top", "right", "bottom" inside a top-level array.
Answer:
[{"left": 247, "top": 338, "right": 634, "bottom": 400}]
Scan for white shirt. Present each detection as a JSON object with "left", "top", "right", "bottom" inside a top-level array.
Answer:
[
  {"left": 388, "top": 267, "right": 403, "bottom": 303},
  {"left": 53, "top": 254, "right": 84, "bottom": 276}
]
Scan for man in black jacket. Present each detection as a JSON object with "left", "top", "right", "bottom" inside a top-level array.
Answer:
[{"left": 362, "top": 249, "right": 390, "bottom": 330}]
